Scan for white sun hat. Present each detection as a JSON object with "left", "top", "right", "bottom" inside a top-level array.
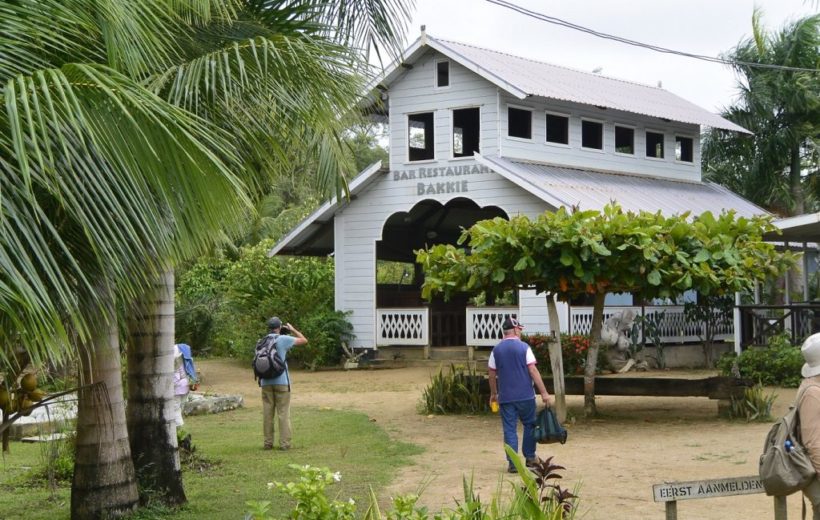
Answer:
[{"left": 801, "top": 333, "right": 820, "bottom": 378}]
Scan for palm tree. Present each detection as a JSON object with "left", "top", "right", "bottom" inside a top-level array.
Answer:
[
  {"left": 1, "top": 0, "right": 412, "bottom": 516},
  {"left": 703, "top": 11, "right": 819, "bottom": 216}
]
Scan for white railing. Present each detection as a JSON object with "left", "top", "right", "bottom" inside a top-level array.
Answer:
[
  {"left": 376, "top": 308, "right": 429, "bottom": 346},
  {"left": 569, "top": 305, "right": 733, "bottom": 344},
  {"left": 466, "top": 307, "right": 519, "bottom": 346}
]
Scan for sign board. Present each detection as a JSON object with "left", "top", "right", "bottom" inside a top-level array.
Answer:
[{"left": 652, "top": 476, "right": 764, "bottom": 502}]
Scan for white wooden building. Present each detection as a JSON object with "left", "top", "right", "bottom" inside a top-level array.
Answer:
[{"left": 270, "top": 32, "right": 764, "bottom": 355}]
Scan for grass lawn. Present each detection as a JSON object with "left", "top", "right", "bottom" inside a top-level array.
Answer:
[{"left": 0, "top": 405, "right": 423, "bottom": 519}]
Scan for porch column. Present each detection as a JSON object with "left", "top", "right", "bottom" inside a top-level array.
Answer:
[
  {"left": 734, "top": 292, "right": 742, "bottom": 354},
  {"left": 803, "top": 242, "right": 810, "bottom": 302}
]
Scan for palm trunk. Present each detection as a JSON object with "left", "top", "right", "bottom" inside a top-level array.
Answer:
[
  {"left": 789, "top": 143, "right": 804, "bottom": 215},
  {"left": 72, "top": 302, "right": 139, "bottom": 519},
  {"left": 545, "top": 294, "right": 567, "bottom": 422},
  {"left": 126, "top": 268, "right": 186, "bottom": 506},
  {"left": 583, "top": 292, "right": 606, "bottom": 417}
]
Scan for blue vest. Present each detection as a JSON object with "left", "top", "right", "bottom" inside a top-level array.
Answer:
[{"left": 492, "top": 338, "right": 535, "bottom": 403}]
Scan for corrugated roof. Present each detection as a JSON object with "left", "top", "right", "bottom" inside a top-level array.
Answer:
[
  {"left": 476, "top": 155, "right": 767, "bottom": 218},
  {"left": 372, "top": 35, "right": 749, "bottom": 133}
]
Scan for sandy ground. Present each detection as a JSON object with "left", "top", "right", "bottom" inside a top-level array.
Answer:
[{"left": 198, "top": 359, "right": 803, "bottom": 519}]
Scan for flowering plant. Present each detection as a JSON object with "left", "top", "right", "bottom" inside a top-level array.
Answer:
[{"left": 522, "top": 333, "right": 595, "bottom": 375}]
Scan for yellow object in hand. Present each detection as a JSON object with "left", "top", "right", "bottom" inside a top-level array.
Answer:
[{"left": 491, "top": 401, "right": 499, "bottom": 413}]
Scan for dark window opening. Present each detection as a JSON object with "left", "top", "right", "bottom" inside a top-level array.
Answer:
[
  {"left": 408, "top": 112, "right": 434, "bottom": 161},
  {"left": 546, "top": 113, "right": 569, "bottom": 144},
  {"left": 582, "top": 120, "right": 603, "bottom": 150},
  {"left": 676, "top": 136, "right": 693, "bottom": 162},
  {"left": 453, "top": 107, "right": 480, "bottom": 157},
  {"left": 436, "top": 61, "right": 449, "bottom": 87},
  {"left": 508, "top": 107, "right": 532, "bottom": 139},
  {"left": 646, "top": 131, "right": 665, "bottom": 158},
  {"left": 615, "top": 126, "right": 634, "bottom": 154}
]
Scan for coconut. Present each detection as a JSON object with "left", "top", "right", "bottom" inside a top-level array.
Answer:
[
  {"left": 20, "top": 373, "right": 37, "bottom": 393},
  {"left": 28, "top": 389, "right": 46, "bottom": 402},
  {"left": 0, "top": 387, "right": 9, "bottom": 409}
]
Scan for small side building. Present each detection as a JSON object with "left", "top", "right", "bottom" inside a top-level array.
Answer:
[{"left": 270, "top": 32, "right": 765, "bottom": 359}]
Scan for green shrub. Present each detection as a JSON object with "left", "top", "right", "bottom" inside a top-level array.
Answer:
[
  {"left": 421, "top": 364, "right": 488, "bottom": 415},
  {"left": 729, "top": 384, "right": 777, "bottom": 422},
  {"left": 176, "top": 240, "right": 352, "bottom": 368},
  {"left": 523, "top": 333, "right": 604, "bottom": 375},
  {"left": 248, "top": 458, "right": 580, "bottom": 520},
  {"left": 716, "top": 333, "right": 802, "bottom": 387}
]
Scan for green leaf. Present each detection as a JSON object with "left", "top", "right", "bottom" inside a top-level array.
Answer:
[{"left": 647, "top": 270, "right": 661, "bottom": 286}]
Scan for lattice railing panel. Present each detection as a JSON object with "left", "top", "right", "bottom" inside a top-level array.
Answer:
[
  {"left": 466, "top": 307, "right": 519, "bottom": 346},
  {"left": 376, "top": 308, "right": 429, "bottom": 346}
]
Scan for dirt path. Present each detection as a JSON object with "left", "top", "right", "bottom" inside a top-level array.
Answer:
[{"left": 198, "top": 359, "right": 800, "bottom": 519}]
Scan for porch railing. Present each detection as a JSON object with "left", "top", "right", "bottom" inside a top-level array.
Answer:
[
  {"left": 738, "top": 304, "right": 820, "bottom": 348},
  {"left": 376, "top": 307, "right": 429, "bottom": 346},
  {"left": 569, "top": 305, "right": 733, "bottom": 344},
  {"left": 466, "top": 307, "right": 519, "bottom": 346}
]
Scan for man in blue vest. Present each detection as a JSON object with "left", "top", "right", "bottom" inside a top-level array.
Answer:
[
  {"left": 260, "top": 317, "right": 307, "bottom": 451},
  {"left": 488, "top": 317, "right": 553, "bottom": 473}
]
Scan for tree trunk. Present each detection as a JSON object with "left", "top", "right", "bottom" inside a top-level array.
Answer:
[
  {"left": 127, "top": 268, "right": 186, "bottom": 506},
  {"left": 583, "top": 292, "right": 607, "bottom": 417},
  {"left": 545, "top": 294, "right": 567, "bottom": 423},
  {"left": 789, "top": 143, "right": 804, "bottom": 215},
  {"left": 72, "top": 303, "right": 139, "bottom": 519}
]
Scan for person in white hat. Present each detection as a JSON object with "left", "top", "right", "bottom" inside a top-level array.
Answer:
[{"left": 799, "top": 333, "right": 820, "bottom": 517}]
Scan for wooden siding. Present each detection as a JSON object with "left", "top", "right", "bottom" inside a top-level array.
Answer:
[
  {"left": 337, "top": 164, "right": 549, "bottom": 349},
  {"left": 498, "top": 93, "right": 702, "bottom": 182},
  {"left": 389, "top": 49, "right": 499, "bottom": 169}
]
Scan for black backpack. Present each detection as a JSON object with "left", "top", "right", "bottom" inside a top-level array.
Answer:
[
  {"left": 252, "top": 333, "right": 286, "bottom": 380},
  {"left": 533, "top": 407, "right": 568, "bottom": 444}
]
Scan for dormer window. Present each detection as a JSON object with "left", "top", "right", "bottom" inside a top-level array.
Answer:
[
  {"left": 508, "top": 107, "right": 532, "bottom": 139},
  {"left": 615, "top": 125, "right": 634, "bottom": 155},
  {"left": 452, "top": 107, "right": 480, "bottom": 158},
  {"left": 408, "top": 112, "right": 434, "bottom": 161},
  {"left": 436, "top": 60, "right": 449, "bottom": 88},
  {"left": 676, "top": 136, "right": 693, "bottom": 162},
  {"left": 581, "top": 120, "right": 603, "bottom": 150},
  {"left": 546, "top": 113, "right": 569, "bottom": 145},
  {"left": 646, "top": 131, "right": 665, "bottom": 159}
]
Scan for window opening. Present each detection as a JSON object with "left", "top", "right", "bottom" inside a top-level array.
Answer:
[
  {"left": 676, "top": 136, "right": 693, "bottom": 162},
  {"left": 615, "top": 126, "right": 634, "bottom": 154},
  {"left": 508, "top": 107, "right": 532, "bottom": 139},
  {"left": 581, "top": 120, "right": 603, "bottom": 150},
  {"left": 408, "top": 112, "right": 434, "bottom": 161},
  {"left": 453, "top": 107, "right": 480, "bottom": 157},
  {"left": 546, "top": 113, "right": 569, "bottom": 144},
  {"left": 436, "top": 61, "right": 449, "bottom": 87},
  {"left": 646, "top": 131, "right": 665, "bottom": 158}
]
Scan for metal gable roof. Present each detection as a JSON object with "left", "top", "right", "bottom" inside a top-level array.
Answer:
[
  {"left": 475, "top": 155, "right": 768, "bottom": 218},
  {"left": 367, "top": 34, "right": 750, "bottom": 133}
]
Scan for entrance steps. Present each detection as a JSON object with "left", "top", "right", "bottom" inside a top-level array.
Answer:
[{"left": 368, "top": 345, "right": 492, "bottom": 368}]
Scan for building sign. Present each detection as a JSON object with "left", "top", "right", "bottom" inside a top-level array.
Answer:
[
  {"left": 391, "top": 164, "right": 492, "bottom": 195},
  {"left": 652, "top": 476, "right": 764, "bottom": 502}
]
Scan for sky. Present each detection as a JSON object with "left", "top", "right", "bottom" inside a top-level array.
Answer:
[{"left": 403, "top": 0, "right": 818, "bottom": 114}]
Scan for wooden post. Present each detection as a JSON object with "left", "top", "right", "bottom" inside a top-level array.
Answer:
[
  {"left": 773, "top": 496, "right": 786, "bottom": 520},
  {"left": 664, "top": 501, "right": 677, "bottom": 520}
]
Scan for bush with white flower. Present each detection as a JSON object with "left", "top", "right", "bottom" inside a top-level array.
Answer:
[{"left": 246, "top": 465, "right": 356, "bottom": 520}]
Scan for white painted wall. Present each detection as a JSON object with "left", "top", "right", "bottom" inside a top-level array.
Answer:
[
  {"left": 337, "top": 163, "right": 549, "bottom": 349},
  {"left": 497, "top": 93, "right": 702, "bottom": 182}
]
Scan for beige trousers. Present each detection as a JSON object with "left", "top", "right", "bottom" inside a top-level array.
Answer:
[{"left": 262, "top": 384, "right": 292, "bottom": 449}]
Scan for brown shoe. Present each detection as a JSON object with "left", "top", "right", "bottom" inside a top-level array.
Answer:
[{"left": 263, "top": 443, "right": 273, "bottom": 451}]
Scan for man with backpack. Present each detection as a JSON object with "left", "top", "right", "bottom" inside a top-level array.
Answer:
[{"left": 257, "top": 317, "right": 307, "bottom": 451}]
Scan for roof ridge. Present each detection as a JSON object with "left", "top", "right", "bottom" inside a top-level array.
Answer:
[{"left": 433, "top": 35, "right": 663, "bottom": 92}]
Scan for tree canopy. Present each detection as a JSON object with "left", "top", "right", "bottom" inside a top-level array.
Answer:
[
  {"left": 417, "top": 204, "right": 795, "bottom": 415},
  {"left": 703, "top": 11, "right": 819, "bottom": 215}
]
